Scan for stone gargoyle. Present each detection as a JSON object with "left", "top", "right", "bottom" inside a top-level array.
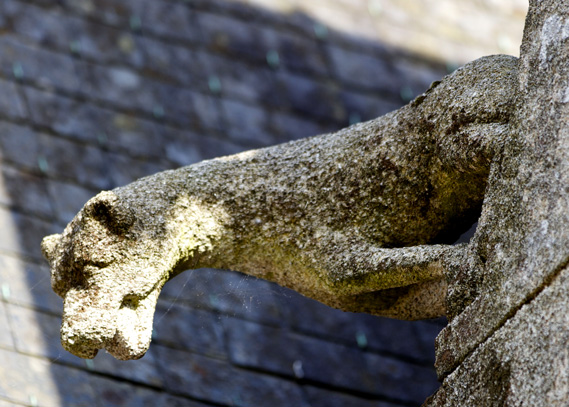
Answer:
[{"left": 41, "top": 54, "right": 517, "bottom": 361}]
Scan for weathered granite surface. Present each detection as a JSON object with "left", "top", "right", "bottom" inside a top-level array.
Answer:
[{"left": 426, "top": 0, "right": 569, "bottom": 405}]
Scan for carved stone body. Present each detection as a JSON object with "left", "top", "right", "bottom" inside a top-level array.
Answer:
[{"left": 42, "top": 55, "right": 518, "bottom": 361}]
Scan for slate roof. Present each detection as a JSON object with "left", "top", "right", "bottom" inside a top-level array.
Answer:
[{"left": 0, "top": 0, "right": 453, "bottom": 406}]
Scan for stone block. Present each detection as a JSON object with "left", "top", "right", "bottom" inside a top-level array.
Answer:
[
  {"left": 160, "top": 269, "right": 284, "bottom": 326},
  {"left": 0, "top": 254, "right": 62, "bottom": 314},
  {"left": 152, "top": 301, "right": 226, "bottom": 358},
  {"left": 155, "top": 345, "right": 307, "bottom": 407}
]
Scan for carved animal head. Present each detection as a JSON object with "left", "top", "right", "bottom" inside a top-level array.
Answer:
[{"left": 41, "top": 191, "right": 172, "bottom": 360}]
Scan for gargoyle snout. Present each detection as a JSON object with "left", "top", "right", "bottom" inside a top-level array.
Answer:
[
  {"left": 60, "top": 288, "right": 120, "bottom": 359},
  {"left": 61, "top": 287, "right": 160, "bottom": 360},
  {"left": 41, "top": 233, "right": 61, "bottom": 265}
]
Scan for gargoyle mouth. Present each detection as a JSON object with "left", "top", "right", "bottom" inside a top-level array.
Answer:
[{"left": 60, "top": 287, "right": 161, "bottom": 360}]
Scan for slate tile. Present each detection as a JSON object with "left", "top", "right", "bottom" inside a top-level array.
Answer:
[
  {"left": 0, "top": 36, "right": 80, "bottom": 93},
  {"left": 25, "top": 87, "right": 167, "bottom": 160},
  {"left": 197, "top": 51, "right": 267, "bottom": 103},
  {"left": 0, "top": 348, "right": 97, "bottom": 406},
  {"left": 340, "top": 91, "right": 402, "bottom": 123},
  {"left": 273, "top": 30, "right": 329, "bottom": 76},
  {"left": 157, "top": 85, "right": 221, "bottom": 131},
  {"left": 275, "top": 71, "right": 345, "bottom": 120},
  {"left": 223, "top": 316, "right": 438, "bottom": 403},
  {"left": 12, "top": 2, "right": 145, "bottom": 67},
  {"left": 197, "top": 136, "right": 245, "bottom": 160},
  {"left": 159, "top": 127, "right": 205, "bottom": 167},
  {"left": 7, "top": 303, "right": 83, "bottom": 367},
  {"left": 0, "top": 207, "right": 52, "bottom": 260},
  {"left": 362, "top": 352, "right": 439, "bottom": 404},
  {"left": 155, "top": 346, "right": 307, "bottom": 407},
  {"left": 0, "top": 301, "right": 14, "bottom": 349},
  {"left": 271, "top": 111, "right": 328, "bottom": 143},
  {"left": 276, "top": 287, "right": 438, "bottom": 363},
  {"left": 160, "top": 269, "right": 284, "bottom": 326},
  {"left": 221, "top": 99, "right": 274, "bottom": 144},
  {"left": 90, "top": 375, "right": 210, "bottom": 407},
  {"left": 327, "top": 45, "right": 400, "bottom": 94},
  {"left": 137, "top": 37, "right": 205, "bottom": 88},
  {"left": 90, "top": 346, "right": 163, "bottom": 388},
  {"left": 392, "top": 57, "right": 446, "bottom": 99},
  {"left": 223, "top": 318, "right": 300, "bottom": 377},
  {"left": 0, "top": 253, "right": 62, "bottom": 314},
  {"left": 197, "top": 12, "right": 268, "bottom": 63},
  {"left": 103, "top": 112, "right": 166, "bottom": 159},
  {"left": 49, "top": 361, "right": 100, "bottom": 407},
  {"left": 46, "top": 180, "right": 95, "bottom": 224},
  {"left": 76, "top": 61, "right": 159, "bottom": 115},
  {"left": 24, "top": 87, "right": 106, "bottom": 143},
  {"left": 137, "top": 0, "right": 200, "bottom": 43},
  {"left": 0, "top": 121, "right": 41, "bottom": 171},
  {"left": 153, "top": 301, "right": 225, "bottom": 358},
  {"left": 0, "top": 165, "right": 54, "bottom": 218},
  {"left": 304, "top": 386, "right": 407, "bottom": 407},
  {"left": 0, "top": 79, "right": 27, "bottom": 121},
  {"left": 39, "top": 134, "right": 112, "bottom": 191},
  {"left": 106, "top": 152, "right": 168, "bottom": 188}
]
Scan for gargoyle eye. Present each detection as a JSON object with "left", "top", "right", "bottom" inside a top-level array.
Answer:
[{"left": 84, "top": 191, "right": 135, "bottom": 235}]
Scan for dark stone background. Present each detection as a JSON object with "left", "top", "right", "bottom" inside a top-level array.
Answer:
[{"left": 0, "top": 0, "right": 475, "bottom": 405}]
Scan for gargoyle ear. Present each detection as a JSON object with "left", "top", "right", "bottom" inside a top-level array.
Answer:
[
  {"left": 85, "top": 191, "right": 135, "bottom": 235},
  {"left": 41, "top": 234, "right": 61, "bottom": 264}
]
